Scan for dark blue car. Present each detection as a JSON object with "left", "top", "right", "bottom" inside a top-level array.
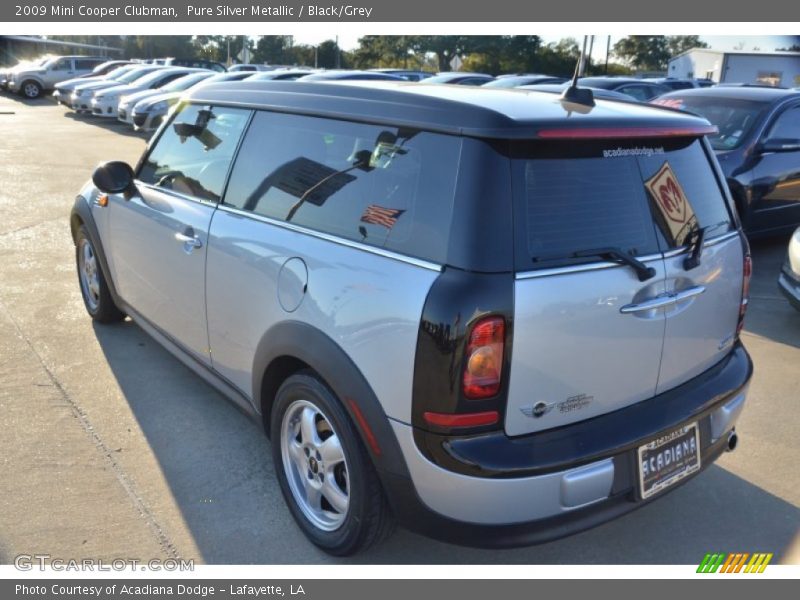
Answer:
[{"left": 653, "top": 87, "right": 800, "bottom": 237}]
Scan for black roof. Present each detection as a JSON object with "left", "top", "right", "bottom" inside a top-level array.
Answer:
[
  {"left": 186, "top": 80, "right": 715, "bottom": 139},
  {"left": 659, "top": 86, "right": 800, "bottom": 103}
]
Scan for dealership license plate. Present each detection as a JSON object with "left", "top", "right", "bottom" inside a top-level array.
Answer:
[{"left": 637, "top": 422, "right": 701, "bottom": 500}]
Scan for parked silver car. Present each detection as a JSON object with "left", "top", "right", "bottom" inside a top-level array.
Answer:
[
  {"left": 8, "top": 55, "right": 106, "bottom": 98},
  {"left": 71, "top": 81, "right": 753, "bottom": 555}
]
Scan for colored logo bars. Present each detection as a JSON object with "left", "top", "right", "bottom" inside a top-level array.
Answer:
[{"left": 697, "top": 552, "right": 773, "bottom": 573}]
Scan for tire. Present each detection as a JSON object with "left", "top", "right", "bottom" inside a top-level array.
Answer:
[
  {"left": 271, "top": 371, "right": 395, "bottom": 555},
  {"left": 75, "top": 225, "right": 125, "bottom": 323},
  {"left": 20, "top": 80, "right": 42, "bottom": 99}
]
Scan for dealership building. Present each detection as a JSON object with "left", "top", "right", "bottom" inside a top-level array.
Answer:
[{"left": 668, "top": 48, "right": 800, "bottom": 87}]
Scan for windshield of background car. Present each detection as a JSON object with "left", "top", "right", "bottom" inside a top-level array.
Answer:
[
  {"left": 511, "top": 137, "right": 734, "bottom": 271},
  {"left": 160, "top": 73, "right": 213, "bottom": 92},
  {"left": 117, "top": 67, "right": 163, "bottom": 84},
  {"left": 652, "top": 95, "right": 771, "bottom": 150}
]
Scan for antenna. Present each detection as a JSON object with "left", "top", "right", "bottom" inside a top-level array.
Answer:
[{"left": 560, "top": 35, "right": 595, "bottom": 107}]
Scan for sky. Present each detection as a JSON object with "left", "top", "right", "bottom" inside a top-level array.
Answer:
[{"left": 291, "top": 34, "right": 800, "bottom": 58}]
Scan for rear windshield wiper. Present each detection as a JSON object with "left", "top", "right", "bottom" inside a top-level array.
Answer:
[
  {"left": 683, "top": 221, "right": 730, "bottom": 271},
  {"left": 573, "top": 247, "right": 657, "bottom": 282}
]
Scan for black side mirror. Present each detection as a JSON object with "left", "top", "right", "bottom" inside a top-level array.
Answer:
[
  {"left": 759, "top": 138, "right": 800, "bottom": 153},
  {"left": 92, "top": 161, "right": 135, "bottom": 194}
]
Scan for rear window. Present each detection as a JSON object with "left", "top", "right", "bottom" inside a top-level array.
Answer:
[
  {"left": 514, "top": 137, "right": 733, "bottom": 270},
  {"left": 223, "top": 111, "right": 462, "bottom": 264}
]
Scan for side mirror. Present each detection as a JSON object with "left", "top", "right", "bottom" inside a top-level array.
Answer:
[
  {"left": 92, "top": 161, "right": 135, "bottom": 194},
  {"left": 759, "top": 138, "right": 800, "bottom": 153}
]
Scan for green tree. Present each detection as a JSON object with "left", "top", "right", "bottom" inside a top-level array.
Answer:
[
  {"left": 613, "top": 36, "right": 670, "bottom": 70},
  {"left": 252, "top": 36, "right": 294, "bottom": 65},
  {"left": 666, "top": 36, "right": 708, "bottom": 57}
]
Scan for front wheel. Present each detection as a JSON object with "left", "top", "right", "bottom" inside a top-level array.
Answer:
[
  {"left": 271, "top": 372, "right": 395, "bottom": 555},
  {"left": 75, "top": 225, "right": 125, "bottom": 323},
  {"left": 20, "top": 80, "right": 42, "bottom": 99}
]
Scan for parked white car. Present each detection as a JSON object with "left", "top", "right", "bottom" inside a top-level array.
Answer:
[
  {"left": 117, "top": 70, "right": 213, "bottom": 125},
  {"left": 70, "top": 65, "right": 166, "bottom": 112},
  {"left": 91, "top": 67, "right": 200, "bottom": 118},
  {"left": 779, "top": 227, "right": 800, "bottom": 311},
  {"left": 129, "top": 71, "right": 255, "bottom": 132},
  {"left": 8, "top": 55, "right": 106, "bottom": 98},
  {"left": 1, "top": 56, "right": 53, "bottom": 91},
  {"left": 54, "top": 64, "right": 138, "bottom": 105}
]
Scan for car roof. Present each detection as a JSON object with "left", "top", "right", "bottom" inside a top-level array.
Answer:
[
  {"left": 658, "top": 86, "right": 800, "bottom": 102},
  {"left": 578, "top": 77, "right": 665, "bottom": 88},
  {"left": 187, "top": 80, "right": 714, "bottom": 139}
]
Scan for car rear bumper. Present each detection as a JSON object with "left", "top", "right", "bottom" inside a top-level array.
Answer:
[
  {"left": 778, "top": 269, "right": 800, "bottom": 311},
  {"left": 385, "top": 342, "right": 752, "bottom": 547}
]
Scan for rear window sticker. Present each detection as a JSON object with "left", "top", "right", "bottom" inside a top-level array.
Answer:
[{"left": 644, "top": 161, "right": 698, "bottom": 246}]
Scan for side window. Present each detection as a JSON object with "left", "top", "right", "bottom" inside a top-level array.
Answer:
[
  {"left": 74, "top": 59, "right": 99, "bottom": 70},
  {"left": 224, "top": 111, "right": 462, "bottom": 263},
  {"left": 765, "top": 106, "right": 800, "bottom": 141},
  {"left": 51, "top": 59, "right": 71, "bottom": 71},
  {"left": 138, "top": 104, "right": 251, "bottom": 203}
]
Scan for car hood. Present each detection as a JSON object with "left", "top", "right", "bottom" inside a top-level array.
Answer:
[
  {"left": 120, "top": 88, "right": 162, "bottom": 106},
  {"left": 95, "top": 84, "right": 144, "bottom": 98},
  {"left": 74, "top": 80, "right": 125, "bottom": 93},
  {"left": 56, "top": 75, "right": 105, "bottom": 90},
  {"left": 134, "top": 91, "right": 181, "bottom": 110}
]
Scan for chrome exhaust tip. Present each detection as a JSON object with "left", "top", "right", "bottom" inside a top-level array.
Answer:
[{"left": 726, "top": 430, "right": 738, "bottom": 452}]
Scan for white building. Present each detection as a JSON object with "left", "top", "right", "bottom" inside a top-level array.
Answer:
[{"left": 668, "top": 49, "right": 800, "bottom": 87}]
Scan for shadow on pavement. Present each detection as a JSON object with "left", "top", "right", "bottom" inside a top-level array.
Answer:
[{"left": 91, "top": 316, "right": 800, "bottom": 565}]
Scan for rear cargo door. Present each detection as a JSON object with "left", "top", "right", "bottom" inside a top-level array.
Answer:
[
  {"left": 505, "top": 140, "right": 669, "bottom": 437},
  {"left": 637, "top": 139, "right": 743, "bottom": 394}
]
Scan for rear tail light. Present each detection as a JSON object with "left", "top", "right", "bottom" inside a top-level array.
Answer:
[
  {"left": 423, "top": 410, "right": 499, "bottom": 429},
  {"left": 737, "top": 252, "right": 752, "bottom": 337},
  {"left": 462, "top": 316, "right": 505, "bottom": 399}
]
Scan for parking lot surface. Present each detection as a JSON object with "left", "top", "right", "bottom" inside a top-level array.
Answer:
[{"left": 0, "top": 93, "right": 798, "bottom": 565}]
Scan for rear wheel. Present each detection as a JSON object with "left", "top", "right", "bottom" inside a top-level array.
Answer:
[
  {"left": 271, "top": 372, "right": 395, "bottom": 555},
  {"left": 20, "top": 80, "right": 42, "bottom": 99},
  {"left": 75, "top": 225, "right": 125, "bottom": 323}
]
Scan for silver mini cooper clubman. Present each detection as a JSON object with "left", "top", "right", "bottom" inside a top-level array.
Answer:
[{"left": 71, "top": 80, "right": 753, "bottom": 555}]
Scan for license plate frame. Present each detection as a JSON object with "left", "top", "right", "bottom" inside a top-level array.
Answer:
[{"left": 637, "top": 422, "right": 701, "bottom": 500}]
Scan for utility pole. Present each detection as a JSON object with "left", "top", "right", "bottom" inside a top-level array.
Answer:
[
  {"left": 605, "top": 35, "right": 611, "bottom": 74},
  {"left": 335, "top": 35, "right": 341, "bottom": 69},
  {"left": 587, "top": 35, "right": 594, "bottom": 76}
]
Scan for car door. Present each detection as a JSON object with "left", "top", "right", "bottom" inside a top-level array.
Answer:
[
  {"left": 45, "top": 58, "right": 74, "bottom": 87},
  {"left": 636, "top": 138, "right": 743, "bottom": 395},
  {"left": 750, "top": 103, "right": 800, "bottom": 233},
  {"left": 505, "top": 139, "right": 669, "bottom": 436},
  {"left": 106, "top": 103, "right": 251, "bottom": 364}
]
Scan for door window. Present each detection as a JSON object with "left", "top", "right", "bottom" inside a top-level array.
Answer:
[
  {"left": 765, "top": 106, "right": 800, "bottom": 140},
  {"left": 137, "top": 104, "right": 251, "bottom": 203}
]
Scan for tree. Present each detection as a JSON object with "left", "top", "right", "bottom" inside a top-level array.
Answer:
[
  {"left": 412, "top": 36, "right": 481, "bottom": 72},
  {"left": 252, "top": 36, "right": 294, "bottom": 65},
  {"left": 777, "top": 44, "right": 800, "bottom": 52},
  {"left": 613, "top": 36, "right": 670, "bottom": 70},
  {"left": 666, "top": 36, "right": 708, "bottom": 57},
  {"left": 613, "top": 36, "right": 708, "bottom": 71}
]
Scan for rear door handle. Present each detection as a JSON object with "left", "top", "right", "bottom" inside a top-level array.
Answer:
[
  {"left": 620, "top": 295, "right": 678, "bottom": 314},
  {"left": 175, "top": 231, "right": 202, "bottom": 249},
  {"left": 673, "top": 285, "right": 706, "bottom": 302},
  {"left": 620, "top": 285, "right": 706, "bottom": 314}
]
